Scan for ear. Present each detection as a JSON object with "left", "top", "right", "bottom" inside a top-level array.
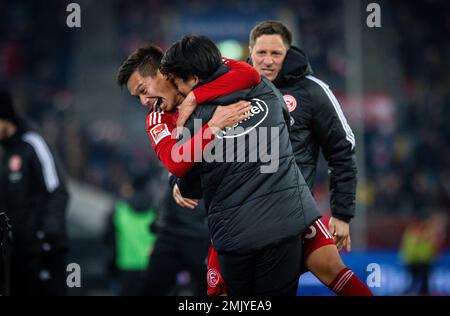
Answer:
[
  {"left": 189, "top": 75, "right": 200, "bottom": 87},
  {"left": 248, "top": 46, "right": 253, "bottom": 55}
]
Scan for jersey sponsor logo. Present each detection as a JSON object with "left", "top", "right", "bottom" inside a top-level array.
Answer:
[
  {"left": 283, "top": 95, "right": 297, "bottom": 112},
  {"left": 9, "top": 155, "right": 22, "bottom": 172},
  {"left": 207, "top": 268, "right": 221, "bottom": 288},
  {"left": 150, "top": 124, "right": 170, "bottom": 145},
  {"left": 217, "top": 98, "right": 269, "bottom": 139}
]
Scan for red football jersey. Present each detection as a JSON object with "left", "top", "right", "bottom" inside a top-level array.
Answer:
[
  {"left": 193, "top": 58, "right": 261, "bottom": 104},
  {"left": 146, "top": 108, "right": 215, "bottom": 177}
]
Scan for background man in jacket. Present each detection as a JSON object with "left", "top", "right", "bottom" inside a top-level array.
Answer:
[{"left": 0, "top": 90, "right": 69, "bottom": 295}]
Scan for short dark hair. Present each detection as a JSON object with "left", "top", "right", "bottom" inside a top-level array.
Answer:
[
  {"left": 116, "top": 44, "right": 163, "bottom": 87},
  {"left": 249, "top": 20, "right": 292, "bottom": 48},
  {"left": 160, "top": 35, "right": 222, "bottom": 81}
]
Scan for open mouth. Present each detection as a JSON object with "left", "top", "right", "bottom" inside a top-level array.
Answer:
[
  {"left": 159, "top": 98, "right": 172, "bottom": 110},
  {"left": 149, "top": 97, "right": 165, "bottom": 110},
  {"left": 261, "top": 69, "right": 275, "bottom": 76},
  {"left": 152, "top": 97, "right": 163, "bottom": 107}
]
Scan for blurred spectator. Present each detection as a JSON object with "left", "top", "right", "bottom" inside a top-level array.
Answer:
[
  {"left": 0, "top": 211, "right": 13, "bottom": 296},
  {"left": 401, "top": 212, "right": 448, "bottom": 295},
  {"left": 363, "top": 0, "right": 450, "bottom": 224},
  {"left": 139, "top": 175, "right": 210, "bottom": 296},
  {"left": 0, "top": 90, "right": 69, "bottom": 296},
  {"left": 104, "top": 174, "right": 157, "bottom": 296}
]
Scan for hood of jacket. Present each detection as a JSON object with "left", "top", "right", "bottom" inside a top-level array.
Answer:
[{"left": 272, "top": 46, "right": 313, "bottom": 88}]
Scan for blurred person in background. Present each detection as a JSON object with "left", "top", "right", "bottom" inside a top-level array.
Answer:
[
  {"left": 401, "top": 212, "right": 448, "bottom": 295},
  {"left": 0, "top": 211, "right": 13, "bottom": 295},
  {"left": 0, "top": 90, "right": 69, "bottom": 296},
  {"left": 138, "top": 174, "right": 210, "bottom": 296},
  {"left": 104, "top": 173, "right": 157, "bottom": 296}
]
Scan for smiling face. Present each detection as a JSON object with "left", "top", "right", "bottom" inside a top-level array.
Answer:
[
  {"left": 127, "top": 69, "right": 183, "bottom": 112},
  {"left": 249, "top": 34, "right": 288, "bottom": 81}
]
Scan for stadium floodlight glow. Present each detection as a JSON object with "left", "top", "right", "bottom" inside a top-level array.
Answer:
[{"left": 217, "top": 39, "right": 244, "bottom": 60}]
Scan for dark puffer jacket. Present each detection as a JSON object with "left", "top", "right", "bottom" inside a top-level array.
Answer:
[
  {"left": 182, "top": 70, "right": 321, "bottom": 255},
  {"left": 0, "top": 118, "right": 69, "bottom": 252}
]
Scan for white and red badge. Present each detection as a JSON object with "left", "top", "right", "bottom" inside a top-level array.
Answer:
[
  {"left": 283, "top": 95, "right": 298, "bottom": 112},
  {"left": 9, "top": 155, "right": 22, "bottom": 172},
  {"left": 149, "top": 124, "right": 170, "bottom": 145},
  {"left": 207, "top": 268, "right": 221, "bottom": 288}
]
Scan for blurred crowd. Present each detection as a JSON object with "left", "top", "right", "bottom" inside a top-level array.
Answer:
[
  {"left": 362, "top": 1, "right": 450, "bottom": 220},
  {"left": 0, "top": 1, "right": 164, "bottom": 197}
]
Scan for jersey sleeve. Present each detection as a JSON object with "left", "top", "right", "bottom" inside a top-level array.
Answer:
[
  {"left": 146, "top": 110, "right": 216, "bottom": 178},
  {"left": 193, "top": 58, "right": 261, "bottom": 104},
  {"left": 146, "top": 110, "right": 175, "bottom": 151},
  {"left": 308, "top": 78, "right": 357, "bottom": 222}
]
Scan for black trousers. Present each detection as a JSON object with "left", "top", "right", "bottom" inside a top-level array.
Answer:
[
  {"left": 118, "top": 271, "right": 148, "bottom": 296},
  {"left": 140, "top": 234, "right": 210, "bottom": 296},
  {"left": 10, "top": 249, "right": 67, "bottom": 296},
  {"left": 218, "top": 236, "right": 303, "bottom": 296},
  {"left": 408, "top": 263, "right": 431, "bottom": 295}
]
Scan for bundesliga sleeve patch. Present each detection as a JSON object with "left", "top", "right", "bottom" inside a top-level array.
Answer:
[{"left": 150, "top": 124, "right": 171, "bottom": 145}]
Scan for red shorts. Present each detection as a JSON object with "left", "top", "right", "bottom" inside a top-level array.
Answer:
[
  {"left": 206, "top": 218, "right": 335, "bottom": 296},
  {"left": 206, "top": 242, "right": 227, "bottom": 296},
  {"left": 303, "top": 218, "right": 335, "bottom": 257}
]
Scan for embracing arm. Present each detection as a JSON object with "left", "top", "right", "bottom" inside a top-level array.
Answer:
[{"left": 176, "top": 59, "right": 260, "bottom": 127}]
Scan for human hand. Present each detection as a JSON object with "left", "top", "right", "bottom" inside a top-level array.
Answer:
[
  {"left": 328, "top": 217, "right": 351, "bottom": 252},
  {"left": 173, "top": 183, "right": 199, "bottom": 210},
  {"left": 207, "top": 100, "right": 252, "bottom": 134}
]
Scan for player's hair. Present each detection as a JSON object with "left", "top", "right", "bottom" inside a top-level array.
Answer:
[
  {"left": 160, "top": 35, "right": 222, "bottom": 81},
  {"left": 116, "top": 44, "right": 163, "bottom": 87},
  {"left": 249, "top": 20, "right": 292, "bottom": 48}
]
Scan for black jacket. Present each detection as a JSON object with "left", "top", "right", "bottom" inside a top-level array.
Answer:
[
  {"left": 181, "top": 68, "right": 321, "bottom": 255},
  {"left": 162, "top": 174, "right": 209, "bottom": 240},
  {"left": 272, "top": 47, "right": 357, "bottom": 223},
  {"left": 0, "top": 118, "right": 69, "bottom": 252}
]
